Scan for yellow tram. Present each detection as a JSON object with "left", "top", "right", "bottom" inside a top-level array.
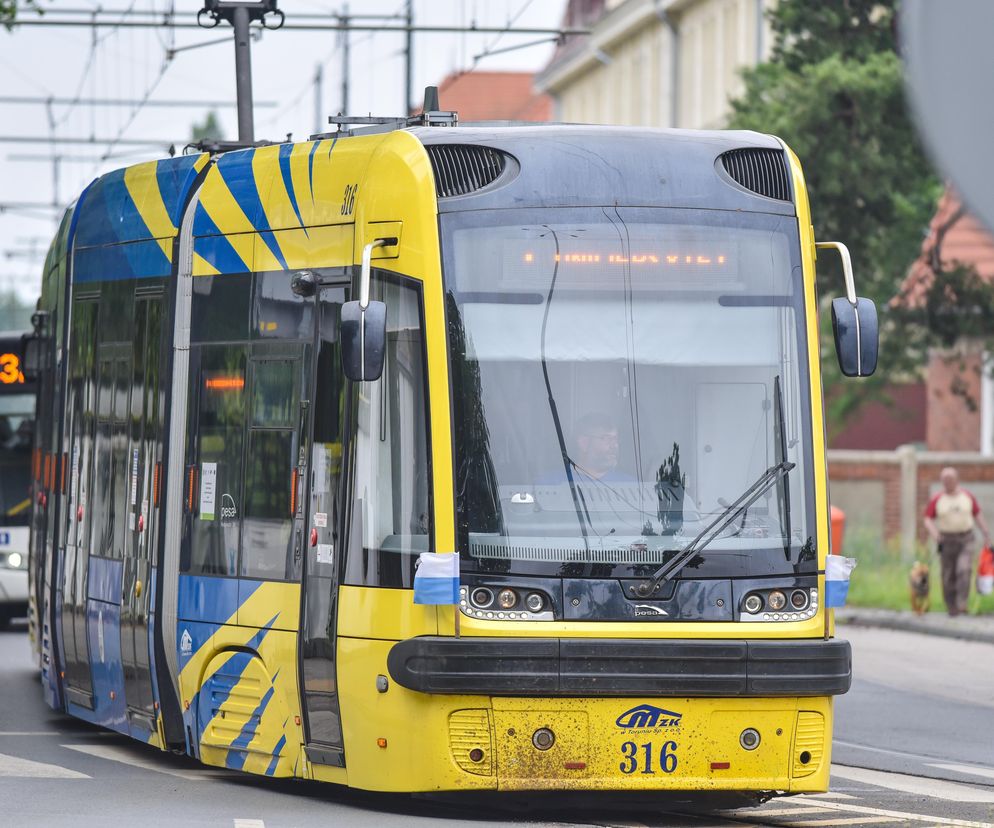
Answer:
[{"left": 28, "top": 105, "right": 876, "bottom": 799}]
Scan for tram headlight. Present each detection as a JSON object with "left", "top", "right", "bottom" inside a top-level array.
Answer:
[
  {"left": 767, "top": 590, "right": 787, "bottom": 611},
  {"left": 5, "top": 552, "right": 22, "bottom": 569},
  {"left": 739, "top": 728, "right": 761, "bottom": 750},
  {"left": 497, "top": 589, "right": 518, "bottom": 610},
  {"left": 790, "top": 589, "right": 809, "bottom": 610},
  {"left": 743, "top": 593, "right": 764, "bottom": 614},
  {"left": 524, "top": 592, "right": 544, "bottom": 612},
  {"left": 470, "top": 587, "right": 494, "bottom": 609}
]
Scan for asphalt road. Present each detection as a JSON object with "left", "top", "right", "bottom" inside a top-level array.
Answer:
[{"left": 1, "top": 620, "right": 992, "bottom": 828}]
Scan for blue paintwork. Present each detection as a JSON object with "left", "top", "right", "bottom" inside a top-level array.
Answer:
[
  {"left": 187, "top": 618, "right": 278, "bottom": 762},
  {"left": 178, "top": 574, "right": 262, "bottom": 625},
  {"left": 277, "top": 144, "right": 306, "bottom": 233},
  {"left": 86, "top": 556, "right": 123, "bottom": 605},
  {"left": 74, "top": 156, "right": 204, "bottom": 248},
  {"left": 191, "top": 226, "right": 250, "bottom": 275},
  {"left": 67, "top": 598, "right": 128, "bottom": 733},
  {"left": 74, "top": 240, "right": 172, "bottom": 282}
]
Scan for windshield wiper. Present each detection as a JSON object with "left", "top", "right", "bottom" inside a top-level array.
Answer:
[{"left": 631, "top": 460, "right": 795, "bottom": 598}]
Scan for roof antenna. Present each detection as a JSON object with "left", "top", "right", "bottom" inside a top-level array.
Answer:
[{"left": 423, "top": 85, "right": 440, "bottom": 112}]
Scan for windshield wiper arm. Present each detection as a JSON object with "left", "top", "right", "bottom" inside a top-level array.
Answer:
[{"left": 632, "top": 460, "right": 795, "bottom": 598}]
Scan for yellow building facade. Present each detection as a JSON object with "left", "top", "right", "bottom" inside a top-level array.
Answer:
[{"left": 536, "top": 0, "right": 774, "bottom": 129}]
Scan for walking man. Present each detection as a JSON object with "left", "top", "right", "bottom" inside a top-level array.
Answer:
[{"left": 923, "top": 467, "right": 991, "bottom": 616}]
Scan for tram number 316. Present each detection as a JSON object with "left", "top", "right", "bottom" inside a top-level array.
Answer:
[{"left": 619, "top": 740, "right": 679, "bottom": 774}]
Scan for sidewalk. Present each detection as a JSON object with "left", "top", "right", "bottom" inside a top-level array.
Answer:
[{"left": 836, "top": 606, "right": 994, "bottom": 644}]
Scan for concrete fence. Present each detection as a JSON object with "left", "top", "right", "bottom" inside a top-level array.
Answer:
[{"left": 828, "top": 448, "right": 994, "bottom": 556}]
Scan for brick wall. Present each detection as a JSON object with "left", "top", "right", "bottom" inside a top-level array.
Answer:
[{"left": 829, "top": 448, "right": 994, "bottom": 554}]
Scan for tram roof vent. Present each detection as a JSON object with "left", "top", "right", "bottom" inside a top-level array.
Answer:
[
  {"left": 426, "top": 144, "right": 508, "bottom": 199},
  {"left": 719, "top": 148, "right": 792, "bottom": 202}
]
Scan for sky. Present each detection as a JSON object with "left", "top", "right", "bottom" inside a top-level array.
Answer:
[{"left": 0, "top": 0, "right": 565, "bottom": 305}]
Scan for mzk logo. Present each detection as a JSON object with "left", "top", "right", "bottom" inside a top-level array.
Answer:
[
  {"left": 180, "top": 629, "right": 193, "bottom": 656},
  {"left": 615, "top": 704, "right": 683, "bottom": 730}
]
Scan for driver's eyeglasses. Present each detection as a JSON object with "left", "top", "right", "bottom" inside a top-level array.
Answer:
[{"left": 587, "top": 432, "right": 619, "bottom": 444}]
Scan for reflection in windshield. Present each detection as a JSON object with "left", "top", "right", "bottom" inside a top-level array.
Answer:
[
  {"left": 444, "top": 207, "right": 813, "bottom": 577},
  {"left": 0, "top": 393, "right": 34, "bottom": 527}
]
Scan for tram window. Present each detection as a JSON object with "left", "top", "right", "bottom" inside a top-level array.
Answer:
[
  {"left": 253, "top": 270, "right": 314, "bottom": 340},
  {"left": 251, "top": 359, "right": 296, "bottom": 428},
  {"left": 184, "top": 344, "right": 247, "bottom": 577},
  {"left": 191, "top": 273, "right": 251, "bottom": 343},
  {"left": 344, "top": 275, "right": 431, "bottom": 589},
  {"left": 241, "top": 429, "right": 294, "bottom": 579}
]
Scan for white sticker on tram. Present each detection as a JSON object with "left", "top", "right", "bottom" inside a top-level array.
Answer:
[
  {"left": 313, "top": 512, "right": 327, "bottom": 528},
  {"left": 200, "top": 462, "right": 217, "bottom": 521}
]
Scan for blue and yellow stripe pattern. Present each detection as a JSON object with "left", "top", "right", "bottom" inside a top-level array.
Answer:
[{"left": 73, "top": 154, "right": 208, "bottom": 281}]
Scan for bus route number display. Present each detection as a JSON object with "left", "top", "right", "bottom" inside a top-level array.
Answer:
[{"left": 0, "top": 352, "right": 24, "bottom": 385}]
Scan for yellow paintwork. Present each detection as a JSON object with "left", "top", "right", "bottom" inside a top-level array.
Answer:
[
  {"left": 169, "top": 128, "right": 840, "bottom": 796},
  {"left": 782, "top": 139, "right": 836, "bottom": 638},
  {"left": 122, "top": 155, "right": 208, "bottom": 259},
  {"left": 178, "top": 582, "right": 305, "bottom": 776}
]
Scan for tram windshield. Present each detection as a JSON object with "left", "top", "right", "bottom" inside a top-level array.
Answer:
[
  {"left": 0, "top": 392, "right": 34, "bottom": 528},
  {"left": 442, "top": 207, "right": 815, "bottom": 579}
]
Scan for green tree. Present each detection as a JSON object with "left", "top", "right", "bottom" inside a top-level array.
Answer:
[
  {"left": 727, "top": 0, "right": 942, "bottom": 429},
  {"left": 1, "top": 1, "right": 43, "bottom": 30},
  {"left": 190, "top": 110, "right": 224, "bottom": 143}
]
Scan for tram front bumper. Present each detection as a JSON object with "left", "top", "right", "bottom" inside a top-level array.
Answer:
[{"left": 346, "top": 636, "right": 847, "bottom": 793}]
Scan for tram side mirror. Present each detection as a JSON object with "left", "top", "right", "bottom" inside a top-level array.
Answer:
[
  {"left": 20, "top": 334, "right": 42, "bottom": 382},
  {"left": 341, "top": 300, "right": 387, "bottom": 382},
  {"left": 831, "top": 297, "right": 878, "bottom": 377}
]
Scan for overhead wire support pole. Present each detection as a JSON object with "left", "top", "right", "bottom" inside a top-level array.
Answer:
[
  {"left": 340, "top": 4, "right": 349, "bottom": 116},
  {"left": 405, "top": 0, "right": 413, "bottom": 115},
  {"left": 196, "top": 1, "right": 285, "bottom": 146},
  {"left": 232, "top": 5, "right": 254, "bottom": 142}
]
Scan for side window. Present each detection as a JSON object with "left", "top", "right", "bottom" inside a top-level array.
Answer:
[
  {"left": 344, "top": 274, "right": 431, "bottom": 588},
  {"left": 184, "top": 344, "right": 247, "bottom": 576},
  {"left": 240, "top": 355, "right": 300, "bottom": 580}
]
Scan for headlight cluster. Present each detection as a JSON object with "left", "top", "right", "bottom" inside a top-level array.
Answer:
[
  {"left": 459, "top": 585, "right": 553, "bottom": 621},
  {"left": 0, "top": 551, "right": 26, "bottom": 570},
  {"left": 740, "top": 587, "right": 817, "bottom": 622}
]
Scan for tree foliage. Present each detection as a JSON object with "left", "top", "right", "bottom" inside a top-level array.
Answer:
[
  {"left": 727, "top": 0, "right": 942, "bottom": 431},
  {"left": 190, "top": 111, "right": 224, "bottom": 143},
  {"left": 1, "top": 1, "right": 42, "bottom": 31}
]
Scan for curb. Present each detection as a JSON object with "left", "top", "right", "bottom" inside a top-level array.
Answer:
[{"left": 836, "top": 609, "right": 994, "bottom": 645}]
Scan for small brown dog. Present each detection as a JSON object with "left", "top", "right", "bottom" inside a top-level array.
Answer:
[{"left": 909, "top": 561, "right": 930, "bottom": 615}]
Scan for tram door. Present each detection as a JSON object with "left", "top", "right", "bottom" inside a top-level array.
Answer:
[
  {"left": 120, "top": 296, "right": 164, "bottom": 728},
  {"left": 60, "top": 299, "right": 98, "bottom": 706},
  {"left": 300, "top": 279, "right": 349, "bottom": 765}
]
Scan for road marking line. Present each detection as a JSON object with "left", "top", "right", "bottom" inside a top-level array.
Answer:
[
  {"left": 744, "top": 807, "right": 833, "bottom": 818},
  {"left": 0, "top": 750, "right": 90, "bottom": 778},
  {"left": 0, "top": 731, "right": 62, "bottom": 736},
  {"left": 832, "top": 764, "right": 994, "bottom": 804},
  {"left": 62, "top": 743, "right": 234, "bottom": 781},
  {"left": 794, "top": 793, "right": 859, "bottom": 801},
  {"left": 787, "top": 818, "right": 903, "bottom": 826},
  {"left": 233, "top": 821, "right": 265, "bottom": 828},
  {"left": 927, "top": 763, "right": 994, "bottom": 781},
  {"left": 767, "top": 793, "right": 994, "bottom": 827},
  {"left": 835, "top": 739, "right": 958, "bottom": 765}
]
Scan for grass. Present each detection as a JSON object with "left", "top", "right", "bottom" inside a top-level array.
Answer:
[{"left": 843, "top": 526, "right": 994, "bottom": 615}]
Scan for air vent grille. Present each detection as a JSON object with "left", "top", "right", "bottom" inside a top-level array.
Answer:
[
  {"left": 720, "top": 148, "right": 792, "bottom": 202},
  {"left": 426, "top": 144, "right": 507, "bottom": 198}
]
